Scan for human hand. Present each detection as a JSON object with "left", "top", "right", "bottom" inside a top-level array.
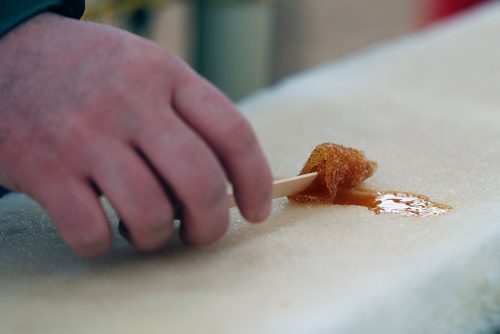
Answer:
[{"left": 0, "top": 13, "right": 272, "bottom": 258}]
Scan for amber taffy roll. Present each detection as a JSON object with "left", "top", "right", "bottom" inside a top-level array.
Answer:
[{"left": 288, "top": 143, "right": 377, "bottom": 203}]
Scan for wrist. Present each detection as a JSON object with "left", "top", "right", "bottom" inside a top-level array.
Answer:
[{"left": 0, "top": 0, "right": 85, "bottom": 39}]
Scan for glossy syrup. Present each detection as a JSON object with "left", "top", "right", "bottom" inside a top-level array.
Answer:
[
  {"left": 333, "top": 188, "right": 452, "bottom": 217},
  {"left": 287, "top": 142, "right": 453, "bottom": 217}
]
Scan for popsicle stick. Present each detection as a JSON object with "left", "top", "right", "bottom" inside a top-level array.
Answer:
[{"left": 227, "top": 172, "right": 318, "bottom": 207}]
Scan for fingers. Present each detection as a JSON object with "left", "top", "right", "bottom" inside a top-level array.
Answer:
[
  {"left": 91, "top": 141, "right": 174, "bottom": 252},
  {"left": 28, "top": 175, "right": 112, "bottom": 259},
  {"left": 172, "top": 69, "right": 273, "bottom": 223},
  {"left": 136, "top": 113, "right": 229, "bottom": 245}
]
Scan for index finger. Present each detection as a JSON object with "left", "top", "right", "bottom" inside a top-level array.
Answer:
[{"left": 172, "top": 68, "right": 272, "bottom": 223}]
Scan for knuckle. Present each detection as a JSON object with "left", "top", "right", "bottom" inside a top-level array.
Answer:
[
  {"left": 173, "top": 64, "right": 200, "bottom": 86},
  {"left": 117, "top": 182, "right": 173, "bottom": 231},
  {"left": 224, "top": 118, "right": 257, "bottom": 156},
  {"left": 58, "top": 115, "right": 89, "bottom": 144},
  {"left": 121, "top": 199, "right": 173, "bottom": 244},
  {"left": 124, "top": 44, "right": 173, "bottom": 81},
  {"left": 188, "top": 173, "right": 226, "bottom": 208},
  {"left": 131, "top": 218, "right": 173, "bottom": 251},
  {"left": 125, "top": 208, "right": 172, "bottom": 235}
]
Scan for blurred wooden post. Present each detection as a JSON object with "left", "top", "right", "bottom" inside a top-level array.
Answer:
[{"left": 193, "top": 0, "right": 274, "bottom": 101}]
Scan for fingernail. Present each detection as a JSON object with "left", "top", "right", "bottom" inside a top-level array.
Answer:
[{"left": 255, "top": 200, "right": 272, "bottom": 223}]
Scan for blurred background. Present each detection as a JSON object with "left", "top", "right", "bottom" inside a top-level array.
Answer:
[{"left": 83, "top": 0, "right": 486, "bottom": 102}]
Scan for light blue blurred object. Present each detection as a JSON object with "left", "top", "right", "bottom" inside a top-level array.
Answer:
[{"left": 194, "top": 1, "right": 274, "bottom": 101}]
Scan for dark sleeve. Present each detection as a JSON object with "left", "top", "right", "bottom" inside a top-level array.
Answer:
[{"left": 0, "top": 0, "right": 85, "bottom": 39}]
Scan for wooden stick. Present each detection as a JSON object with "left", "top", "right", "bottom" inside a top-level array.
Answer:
[{"left": 227, "top": 172, "right": 318, "bottom": 207}]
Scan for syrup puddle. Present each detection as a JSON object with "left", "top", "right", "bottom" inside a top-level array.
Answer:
[{"left": 333, "top": 188, "right": 452, "bottom": 217}]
